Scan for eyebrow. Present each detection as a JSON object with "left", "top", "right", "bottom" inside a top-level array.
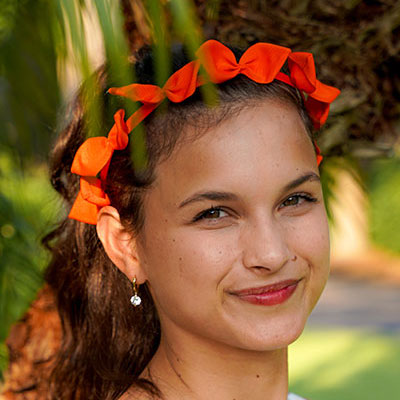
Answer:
[
  {"left": 280, "top": 171, "right": 320, "bottom": 195},
  {"left": 179, "top": 191, "right": 239, "bottom": 209},
  {"left": 178, "top": 172, "right": 321, "bottom": 209}
]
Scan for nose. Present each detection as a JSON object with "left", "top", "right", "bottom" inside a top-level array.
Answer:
[{"left": 241, "top": 215, "right": 291, "bottom": 273}]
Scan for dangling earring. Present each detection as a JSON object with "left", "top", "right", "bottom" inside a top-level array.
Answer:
[{"left": 130, "top": 277, "right": 142, "bottom": 307}]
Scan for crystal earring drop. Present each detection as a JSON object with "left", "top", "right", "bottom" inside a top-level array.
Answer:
[{"left": 130, "top": 277, "right": 142, "bottom": 307}]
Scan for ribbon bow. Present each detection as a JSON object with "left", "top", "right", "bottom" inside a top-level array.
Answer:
[
  {"left": 107, "top": 60, "right": 200, "bottom": 106},
  {"left": 288, "top": 52, "right": 340, "bottom": 128},
  {"left": 196, "top": 40, "right": 340, "bottom": 129},
  {"left": 68, "top": 109, "right": 129, "bottom": 224},
  {"left": 69, "top": 39, "right": 338, "bottom": 225},
  {"left": 196, "top": 39, "right": 291, "bottom": 84}
]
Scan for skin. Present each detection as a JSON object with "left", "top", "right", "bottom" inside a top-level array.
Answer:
[{"left": 97, "top": 99, "right": 331, "bottom": 400}]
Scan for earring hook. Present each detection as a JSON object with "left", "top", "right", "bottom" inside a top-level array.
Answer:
[{"left": 130, "top": 276, "right": 142, "bottom": 307}]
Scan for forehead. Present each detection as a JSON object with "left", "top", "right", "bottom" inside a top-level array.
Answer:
[{"left": 152, "top": 100, "right": 317, "bottom": 201}]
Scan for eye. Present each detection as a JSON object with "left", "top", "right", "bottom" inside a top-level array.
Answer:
[
  {"left": 279, "top": 193, "right": 317, "bottom": 209},
  {"left": 193, "top": 207, "right": 229, "bottom": 222}
]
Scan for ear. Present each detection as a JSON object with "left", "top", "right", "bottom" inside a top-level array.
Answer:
[{"left": 96, "top": 206, "right": 147, "bottom": 284}]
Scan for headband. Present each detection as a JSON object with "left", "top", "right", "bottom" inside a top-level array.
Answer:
[{"left": 69, "top": 39, "right": 340, "bottom": 225}]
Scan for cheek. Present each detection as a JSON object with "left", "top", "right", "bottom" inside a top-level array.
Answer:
[
  {"left": 288, "top": 206, "right": 330, "bottom": 304},
  {"left": 139, "top": 223, "right": 238, "bottom": 310},
  {"left": 287, "top": 204, "right": 330, "bottom": 262}
]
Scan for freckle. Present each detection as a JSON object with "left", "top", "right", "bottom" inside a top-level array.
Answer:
[
  {"left": 256, "top": 374, "right": 260, "bottom": 378},
  {"left": 179, "top": 257, "right": 182, "bottom": 261},
  {"left": 172, "top": 238, "right": 175, "bottom": 242}
]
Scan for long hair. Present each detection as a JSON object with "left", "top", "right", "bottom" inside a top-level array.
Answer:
[{"left": 43, "top": 44, "right": 316, "bottom": 399}]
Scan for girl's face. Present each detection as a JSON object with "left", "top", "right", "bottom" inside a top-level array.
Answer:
[{"left": 136, "top": 100, "right": 330, "bottom": 351}]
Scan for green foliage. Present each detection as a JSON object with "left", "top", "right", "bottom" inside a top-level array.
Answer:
[
  {"left": 146, "top": 0, "right": 171, "bottom": 86},
  {"left": 0, "top": 151, "right": 58, "bottom": 345},
  {"left": 169, "top": 0, "right": 203, "bottom": 56},
  {"left": 0, "top": 342, "right": 7, "bottom": 381},
  {"left": 0, "top": 0, "right": 60, "bottom": 162},
  {"left": 0, "top": 0, "right": 210, "bottom": 379},
  {"left": 289, "top": 329, "right": 400, "bottom": 399},
  {"left": 93, "top": 0, "right": 131, "bottom": 84},
  {"left": 366, "top": 157, "right": 400, "bottom": 255},
  {"left": 0, "top": 0, "right": 20, "bottom": 42}
]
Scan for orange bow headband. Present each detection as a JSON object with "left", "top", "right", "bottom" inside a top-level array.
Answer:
[{"left": 69, "top": 39, "right": 340, "bottom": 225}]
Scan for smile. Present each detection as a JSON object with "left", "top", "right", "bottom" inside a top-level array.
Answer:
[{"left": 230, "top": 279, "right": 301, "bottom": 306}]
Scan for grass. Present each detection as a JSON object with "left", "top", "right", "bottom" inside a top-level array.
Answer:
[{"left": 289, "top": 328, "right": 400, "bottom": 399}]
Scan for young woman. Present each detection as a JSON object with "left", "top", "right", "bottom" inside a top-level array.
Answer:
[{"left": 44, "top": 39, "right": 340, "bottom": 399}]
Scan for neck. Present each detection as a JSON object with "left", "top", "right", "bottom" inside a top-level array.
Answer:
[{"left": 141, "top": 326, "right": 289, "bottom": 400}]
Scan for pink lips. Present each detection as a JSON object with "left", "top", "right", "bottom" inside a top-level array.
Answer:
[{"left": 230, "top": 279, "right": 300, "bottom": 306}]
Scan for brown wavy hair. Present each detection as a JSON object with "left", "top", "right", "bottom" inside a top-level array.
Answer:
[{"left": 43, "top": 43, "right": 317, "bottom": 400}]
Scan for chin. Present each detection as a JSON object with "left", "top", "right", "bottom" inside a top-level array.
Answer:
[
  {"left": 226, "top": 313, "right": 309, "bottom": 352},
  {"left": 259, "top": 327, "right": 306, "bottom": 351}
]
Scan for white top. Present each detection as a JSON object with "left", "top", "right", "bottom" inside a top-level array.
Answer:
[{"left": 288, "top": 394, "right": 307, "bottom": 400}]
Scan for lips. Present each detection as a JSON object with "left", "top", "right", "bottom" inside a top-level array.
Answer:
[{"left": 229, "top": 279, "right": 301, "bottom": 306}]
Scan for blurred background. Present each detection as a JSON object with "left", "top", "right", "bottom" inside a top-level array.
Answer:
[{"left": 0, "top": 0, "right": 399, "bottom": 399}]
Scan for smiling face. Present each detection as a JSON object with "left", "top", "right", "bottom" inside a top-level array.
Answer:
[{"left": 135, "top": 99, "right": 330, "bottom": 351}]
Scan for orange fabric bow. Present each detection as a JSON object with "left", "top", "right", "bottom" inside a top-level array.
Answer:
[
  {"left": 315, "top": 142, "right": 323, "bottom": 166},
  {"left": 196, "top": 40, "right": 291, "bottom": 84},
  {"left": 196, "top": 40, "right": 340, "bottom": 129},
  {"left": 69, "top": 39, "right": 337, "bottom": 225},
  {"left": 288, "top": 52, "right": 340, "bottom": 128},
  {"left": 68, "top": 109, "right": 128, "bottom": 224},
  {"left": 107, "top": 60, "right": 200, "bottom": 107}
]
